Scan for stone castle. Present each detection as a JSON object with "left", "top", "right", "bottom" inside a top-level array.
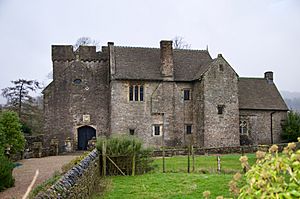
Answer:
[{"left": 43, "top": 40, "right": 288, "bottom": 152}]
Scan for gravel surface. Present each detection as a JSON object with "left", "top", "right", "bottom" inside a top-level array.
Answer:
[{"left": 0, "top": 155, "right": 79, "bottom": 199}]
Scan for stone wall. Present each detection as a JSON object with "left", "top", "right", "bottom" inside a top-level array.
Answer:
[
  {"left": 193, "top": 80, "right": 205, "bottom": 147},
  {"left": 35, "top": 149, "right": 101, "bottom": 199},
  {"left": 109, "top": 80, "right": 195, "bottom": 147},
  {"left": 43, "top": 46, "right": 109, "bottom": 152},
  {"left": 239, "top": 110, "right": 287, "bottom": 145},
  {"left": 24, "top": 135, "right": 44, "bottom": 158},
  {"left": 152, "top": 142, "right": 300, "bottom": 157},
  {"left": 202, "top": 55, "right": 240, "bottom": 147}
]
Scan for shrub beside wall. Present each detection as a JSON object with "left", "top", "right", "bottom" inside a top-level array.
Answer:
[
  {"left": 34, "top": 149, "right": 101, "bottom": 199},
  {"left": 0, "top": 154, "right": 14, "bottom": 191}
]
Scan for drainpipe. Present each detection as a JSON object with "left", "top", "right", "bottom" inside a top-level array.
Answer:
[{"left": 270, "top": 111, "right": 276, "bottom": 144}]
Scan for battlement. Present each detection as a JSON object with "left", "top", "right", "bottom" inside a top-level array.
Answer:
[{"left": 52, "top": 45, "right": 102, "bottom": 61}]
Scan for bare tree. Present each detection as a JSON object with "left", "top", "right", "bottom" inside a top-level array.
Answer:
[
  {"left": 73, "top": 36, "right": 100, "bottom": 51},
  {"left": 172, "top": 36, "right": 191, "bottom": 49}
]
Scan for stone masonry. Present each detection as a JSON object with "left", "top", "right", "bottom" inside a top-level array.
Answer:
[{"left": 43, "top": 40, "right": 288, "bottom": 152}]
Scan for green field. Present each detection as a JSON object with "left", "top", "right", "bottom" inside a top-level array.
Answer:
[
  {"left": 96, "top": 173, "right": 235, "bottom": 199},
  {"left": 153, "top": 153, "right": 256, "bottom": 173},
  {"left": 93, "top": 154, "right": 254, "bottom": 199}
]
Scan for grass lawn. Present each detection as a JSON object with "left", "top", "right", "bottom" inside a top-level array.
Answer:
[
  {"left": 153, "top": 153, "right": 256, "bottom": 173},
  {"left": 93, "top": 153, "right": 253, "bottom": 198},
  {"left": 96, "top": 173, "right": 235, "bottom": 199}
]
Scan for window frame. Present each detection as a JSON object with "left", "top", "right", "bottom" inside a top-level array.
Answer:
[
  {"left": 129, "top": 84, "right": 144, "bottom": 102},
  {"left": 239, "top": 120, "right": 248, "bottom": 135},
  {"left": 152, "top": 124, "right": 162, "bottom": 136}
]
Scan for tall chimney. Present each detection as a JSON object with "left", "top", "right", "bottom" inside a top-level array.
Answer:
[
  {"left": 108, "top": 42, "right": 116, "bottom": 76},
  {"left": 264, "top": 71, "right": 273, "bottom": 84},
  {"left": 160, "top": 40, "right": 174, "bottom": 81}
]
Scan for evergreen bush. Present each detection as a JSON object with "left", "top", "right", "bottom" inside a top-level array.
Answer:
[{"left": 0, "top": 154, "right": 14, "bottom": 191}]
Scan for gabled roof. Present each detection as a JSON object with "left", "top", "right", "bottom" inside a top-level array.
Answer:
[
  {"left": 113, "top": 46, "right": 212, "bottom": 81},
  {"left": 238, "top": 78, "right": 288, "bottom": 111}
]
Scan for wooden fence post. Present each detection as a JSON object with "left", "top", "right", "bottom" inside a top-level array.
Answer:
[
  {"left": 102, "top": 140, "right": 107, "bottom": 176},
  {"left": 217, "top": 155, "right": 221, "bottom": 174},
  {"left": 132, "top": 150, "right": 136, "bottom": 176},
  {"left": 192, "top": 145, "right": 195, "bottom": 172},
  {"left": 162, "top": 147, "right": 165, "bottom": 173},
  {"left": 187, "top": 145, "right": 190, "bottom": 173}
]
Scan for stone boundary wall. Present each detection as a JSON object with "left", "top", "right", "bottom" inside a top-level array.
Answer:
[
  {"left": 35, "top": 149, "right": 101, "bottom": 199},
  {"left": 153, "top": 142, "right": 300, "bottom": 157}
]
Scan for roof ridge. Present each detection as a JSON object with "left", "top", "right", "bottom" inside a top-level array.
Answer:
[
  {"left": 239, "top": 77, "right": 265, "bottom": 80},
  {"left": 114, "top": 45, "right": 208, "bottom": 52},
  {"left": 114, "top": 46, "right": 159, "bottom": 50}
]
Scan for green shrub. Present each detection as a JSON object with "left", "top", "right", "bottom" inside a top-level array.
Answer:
[
  {"left": 237, "top": 140, "right": 300, "bottom": 198},
  {"left": 0, "top": 111, "right": 25, "bottom": 155},
  {"left": 96, "top": 135, "right": 155, "bottom": 175},
  {"left": 282, "top": 111, "right": 300, "bottom": 142},
  {"left": 0, "top": 154, "right": 15, "bottom": 191},
  {"left": 96, "top": 135, "right": 142, "bottom": 156}
]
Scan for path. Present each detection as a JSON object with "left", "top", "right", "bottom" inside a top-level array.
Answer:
[{"left": 0, "top": 155, "right": 79, "bottom": 199}]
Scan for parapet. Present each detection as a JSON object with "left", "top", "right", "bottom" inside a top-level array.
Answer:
[
  {"left": 52, "top": 45, "right": 75, "bottom": 61},
  {"left": 52, "top": 45, "right": 102, "bottom": 61}
]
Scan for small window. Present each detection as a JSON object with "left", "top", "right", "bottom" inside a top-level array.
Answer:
[
  {"left": 134, "top": 85, "right": 139, "bottom": 101},
  {"left": 219, "top": 64, "right": 224, "bottom": 72},
  {"left": 217, "top": 105, "right": 225, "bottom": 114},
  {"left": 140, "top": 86, "right": 144, "bottom": 101},
  {"left": 152, "top": 125, "right": 162, "bottom": 136},
  {"left": 73, "top": 79, "right": 82, "bottom": 84},
  {"left": 184, "top": 89, "right": 190, "bottom": 100},
  {"left": 240, "top": 120, "right": 248, "bottom": 135},
  {"left": 129, "top": 86, "right": 133, "bottom": 101},
  {"left": 185, "top": 124, "right": 192, "bottom": 134},
  {"left": 129, "top": 129, "right": 135, "bottom": 135}
]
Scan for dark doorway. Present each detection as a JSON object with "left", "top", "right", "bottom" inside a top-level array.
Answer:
[{"left": 77, "top": 126, "right": 96, "bottom": 150}]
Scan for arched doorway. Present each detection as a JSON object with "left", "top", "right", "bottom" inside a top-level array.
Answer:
[{"left": 77, "top": 126, "right": 96, "bottom": 150}]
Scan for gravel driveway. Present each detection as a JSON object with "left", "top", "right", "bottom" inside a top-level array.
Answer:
[{"left": 0, "top": 155, "right": 79, "bottom": 199}]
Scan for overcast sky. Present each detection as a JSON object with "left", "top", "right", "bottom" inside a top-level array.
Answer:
[{"left": 0, "top": 0, "right": 299, "bottom": 104}]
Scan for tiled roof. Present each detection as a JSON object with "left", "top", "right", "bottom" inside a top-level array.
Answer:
[
  {"left": 238, "top": 78, "right": 288, "bottom": 110},
  {"left": 113, "top": 47, "right": 212, "bottom": 81}
]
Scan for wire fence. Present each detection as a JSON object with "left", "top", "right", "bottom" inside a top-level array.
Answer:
[{"left": 99, "top": 142, "right": 300, "bottom": 176}]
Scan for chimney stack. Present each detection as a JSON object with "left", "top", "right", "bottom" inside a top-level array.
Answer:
[
  {"left": 264, "top": 71, "right": 273, "bottom": 84},
  {"left": 108, "top": 42, "right": 116, "bottom": 76},
  {"left": 160, "top": 40, "right": 174, "bottom": 81}
]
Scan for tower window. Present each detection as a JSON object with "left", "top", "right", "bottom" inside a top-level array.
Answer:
[
  {"left": 185, "top": 124, "right": 192, "bottom": 134},
  {"left": 129, "top": 129, "right": 135, "bottom": 135},
  {"left": 184, "top": 89, "right": 191, "bottom": 100},
  {"left": 217, "top": 105, "right": 225, "bottom": 114},
  {"left": 73, "top": 79, "right": 82, "bottom": 84},
  {"left": 219, "top": 64, "right": 224, "bottom": 72}
]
